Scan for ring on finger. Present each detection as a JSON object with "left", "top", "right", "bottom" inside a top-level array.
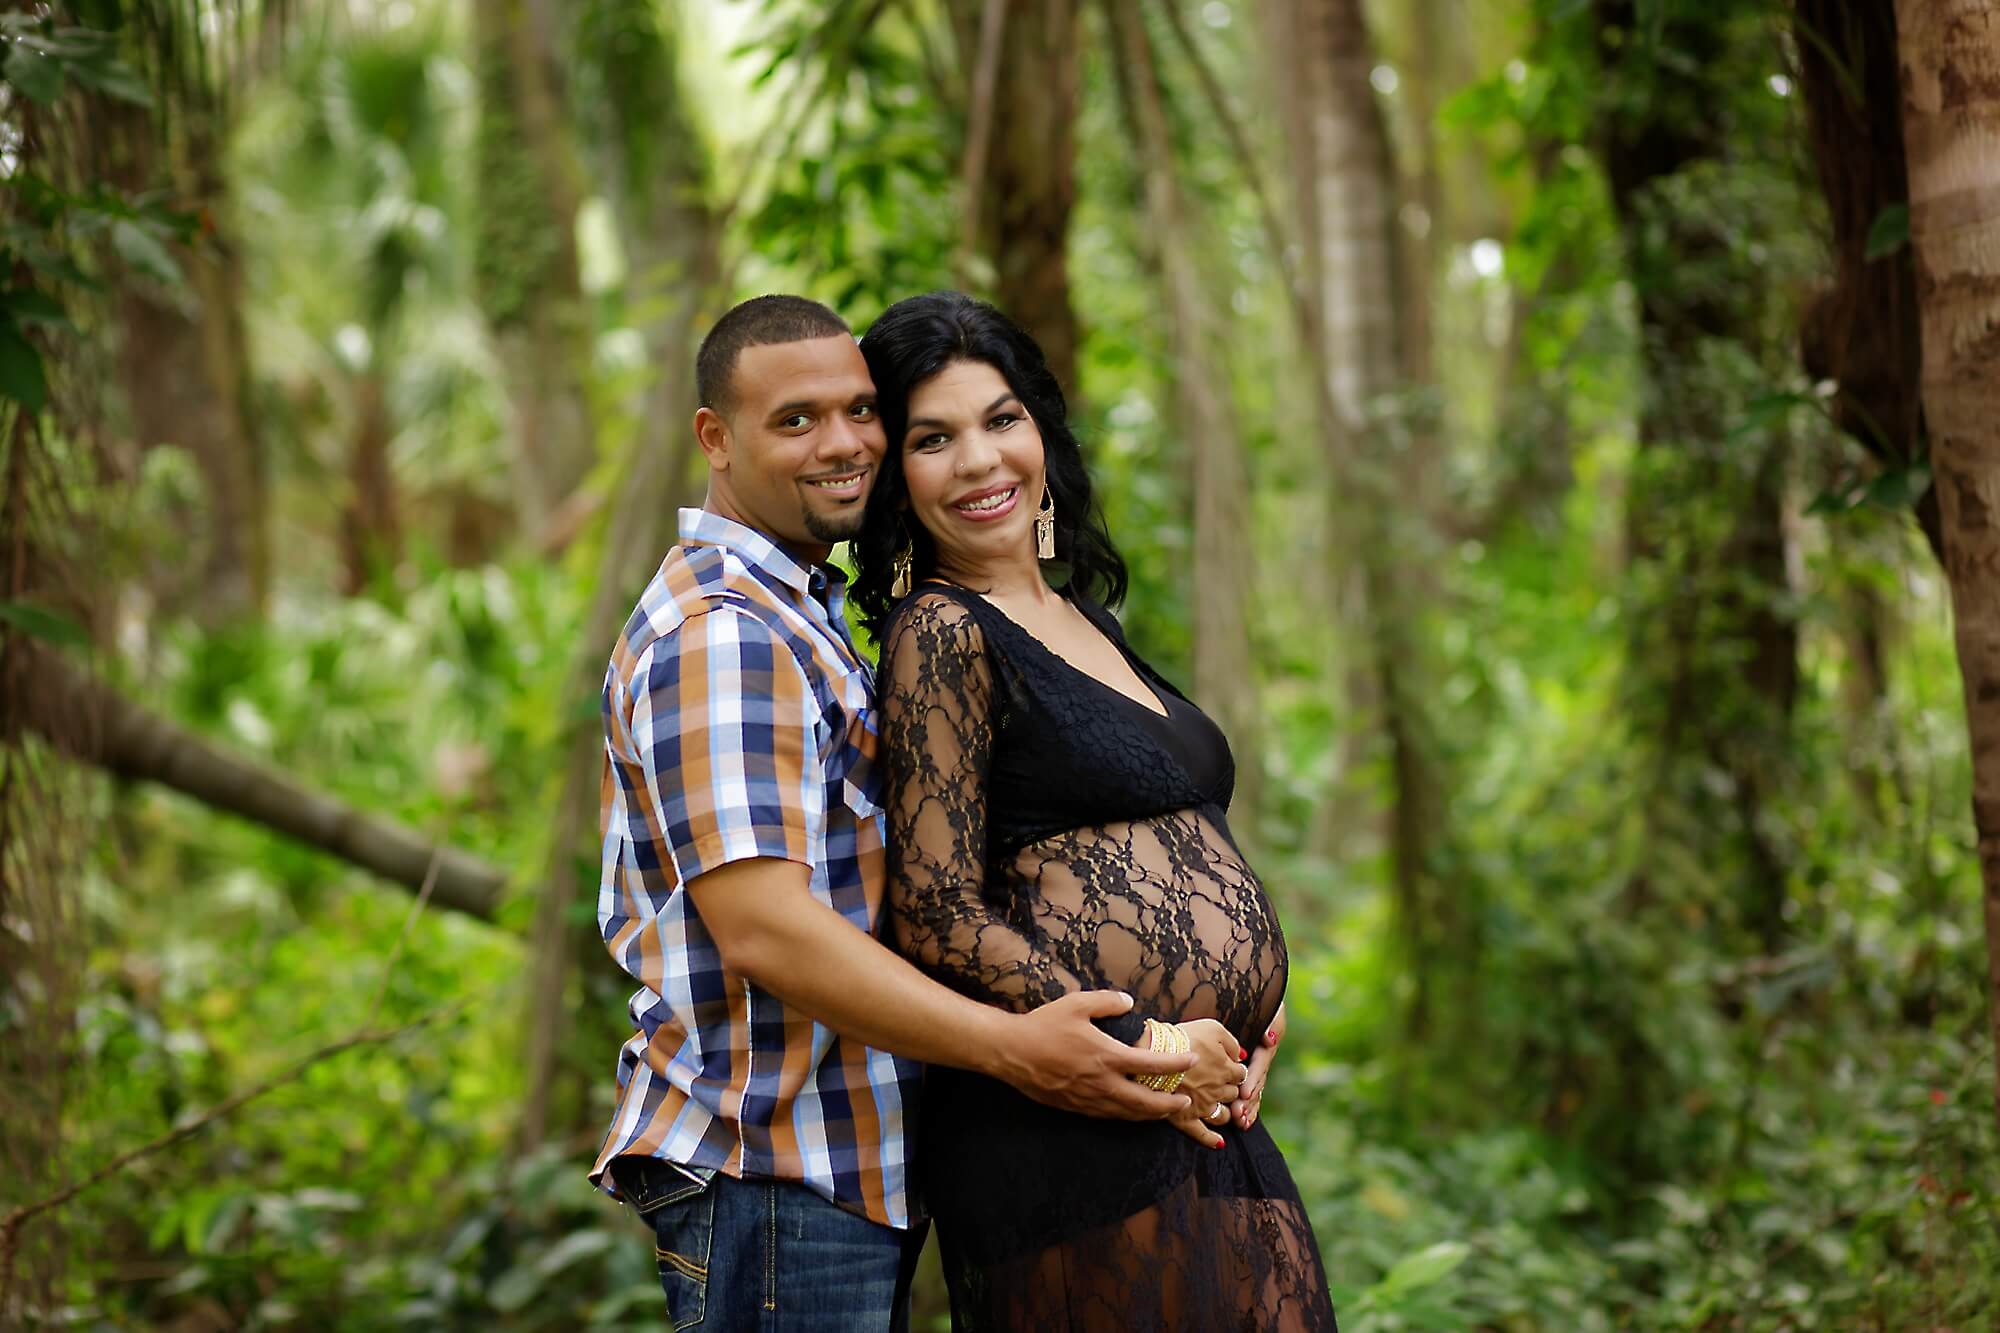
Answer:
[{"left": 1208, "top": 1103, "right": 1227, "bottom": 1123}]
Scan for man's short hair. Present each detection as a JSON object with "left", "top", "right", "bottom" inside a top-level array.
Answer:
[{"left": 696, "top": 295, "right": 851, "bottom": 417}]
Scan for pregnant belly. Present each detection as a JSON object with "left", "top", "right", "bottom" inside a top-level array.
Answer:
[{"left": 1007, "top": 808, "right": 1289, "bottom": 1043}]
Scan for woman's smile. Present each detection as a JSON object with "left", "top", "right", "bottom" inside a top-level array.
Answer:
[{"left": 951, "top": 484, "right": 1020, "bottom": 520}]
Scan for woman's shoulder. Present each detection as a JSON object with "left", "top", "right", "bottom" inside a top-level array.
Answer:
[{"left": 881, "top": 584, "right": 994, "bottom": 661}]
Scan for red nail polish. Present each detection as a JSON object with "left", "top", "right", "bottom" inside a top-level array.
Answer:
[
  {"left": 1238, "top": 1047, "right": 1248, "bottom": 1060},
  {"left": 1211, "top": 1139, "right": 1224, "bottom": 1150},
  {"left": 1264, "top": 1029, "right": 1276, "bottom": 1044}
]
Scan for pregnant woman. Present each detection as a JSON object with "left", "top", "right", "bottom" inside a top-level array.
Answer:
[{"left": 852, "top": 292, "right": 1337, "bottom": 1331}]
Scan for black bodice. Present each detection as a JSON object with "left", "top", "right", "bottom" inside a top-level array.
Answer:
[{"left": 878, "top": 585, "right": 1287, "bottom": 1049}]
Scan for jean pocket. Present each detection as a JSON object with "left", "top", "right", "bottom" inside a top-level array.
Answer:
[{"left": 648, "top": 1170, "right": 715, "bottom": 1330}]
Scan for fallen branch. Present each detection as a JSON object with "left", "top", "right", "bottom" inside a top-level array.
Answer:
[{"left": 20, "top": 647, "right": 508, "bottom": 920}]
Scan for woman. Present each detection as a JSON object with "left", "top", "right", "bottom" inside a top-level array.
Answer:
[{"left": 853, "top": 291, "right": 1337, "bottom": 1332}]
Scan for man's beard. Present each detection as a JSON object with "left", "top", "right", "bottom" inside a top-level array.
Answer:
[{"left": 803, "top": 507, "right": 867, "bottom": 544}]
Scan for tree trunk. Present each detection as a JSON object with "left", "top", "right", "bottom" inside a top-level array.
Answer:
[
  {"left": 1595, "top": 0, "right": 1800, "bottom": 949},
  {"left": 1269, "top": 0, "right": 1454, "bottom": 1036},
  {"left": 15, "top": 649, "right": 506, "bottom": 919},
  {"left": 515, "top": 0, "right": 721, "bottom": 1151},
  {"left": 473, "top": 0, "right": 594, "bottom": 534},
  {"left": 1795, "top": 0, "right": 1943, "bottom": 560},
  {"left": 339, "top": 371, "right": 401, "bottom": 597},
  {"left": 106, "top": 103, "right": 269, "bottom": 622},
  {"left": 1892, "top": 0, "right": 2000, "bottom": 1136},
  {"left": 1104, "top": 0, "right": 1262, "bottom": 829},
  {"left": 959, "top": 0, "right": 1083, "bottom": 391}
]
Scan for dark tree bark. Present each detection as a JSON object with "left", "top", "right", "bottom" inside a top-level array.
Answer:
[
  {"left": 1794, "top": 0, "right": 1942, "bottom": 559},
  {"left": 954, "top": 0, "right": 1084, "bottom": 391}
]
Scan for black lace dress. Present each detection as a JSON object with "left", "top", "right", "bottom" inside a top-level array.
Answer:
[{"left": 879, "top": 585, "right": 1337, "bottom": 1332}]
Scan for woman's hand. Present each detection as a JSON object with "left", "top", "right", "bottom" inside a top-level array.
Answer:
[
  {"left": 1229, "top": 1003, "right": 1285, "bottom": 1130},
  {"left": 1129, "top": 1017, "right": 1246, "bottom": 1148},
  {"left": 1176, "top": 1018, "right": 1248, "bottom": 1117}
]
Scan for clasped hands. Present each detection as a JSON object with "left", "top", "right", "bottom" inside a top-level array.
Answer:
[{"left": 999, "top": 991, "right": 1282, "bottom": 1151}]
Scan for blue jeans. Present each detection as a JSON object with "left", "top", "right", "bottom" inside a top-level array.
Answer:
[{"left": 611, "top": 1157, "right": 924, "bottom": 1331}]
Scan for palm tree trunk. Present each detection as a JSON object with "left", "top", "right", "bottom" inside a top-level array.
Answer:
[
  {"left": 1269, "top": 0, "right": 1453, "bottom": 1035},
  {"left": 339, "top": 371, "right": 401, "bottom": 596},
  {"left": 1104, "top": 0, "right": 1262, "bottom": 828},
  {"left": 473, "top": 0, "right": 594, "bottom": 534},
  {"left": 106, "top": 102, "right": 269, "bottom": 622},
  {"left": 1892, "top": 0, "right": 2000, "bottom": 1135},
  {"left": 514, "top": 0, "right": 721, "bottom": 1150}
]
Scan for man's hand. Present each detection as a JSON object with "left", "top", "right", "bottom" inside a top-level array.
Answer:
[
  {"left": 986, "top": 990, "right": 1194, "bottom": 1121},
  {"left": 1230, "top": 1003, "right": 1285, "bottom": 1130}
]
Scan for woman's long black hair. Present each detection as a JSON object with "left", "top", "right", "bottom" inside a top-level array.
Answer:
[{"left": 851, "top": 291, "right": 1128, "bottom": 643}]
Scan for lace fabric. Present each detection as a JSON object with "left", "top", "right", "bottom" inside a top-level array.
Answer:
[{"left": 880, "top": 587, "right": 1337, "bottom": 1331}]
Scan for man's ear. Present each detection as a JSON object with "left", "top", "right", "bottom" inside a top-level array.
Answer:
[{"left": 694, "top": 406, "right": 731, "bottom": 471}]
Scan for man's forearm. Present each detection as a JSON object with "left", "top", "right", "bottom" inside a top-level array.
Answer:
[{"left": 697, "top": 864, "right": 1017, "bottom": 1074}]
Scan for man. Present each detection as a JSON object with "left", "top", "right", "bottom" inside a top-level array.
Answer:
[{"left": 590, "top": 295, "right": 1206, "bottom": 1330}]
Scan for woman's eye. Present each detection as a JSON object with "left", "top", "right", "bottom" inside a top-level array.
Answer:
[
  {"left": 911, "top": 433, "right": 948, "bottom": 451},
  {"left": 989, "top": 413, "right": 1019, "bottom": 431}
]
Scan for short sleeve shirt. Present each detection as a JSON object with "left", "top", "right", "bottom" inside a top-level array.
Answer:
[{"left": 590, "top": 509, "right": 922, "bottom": 1228}]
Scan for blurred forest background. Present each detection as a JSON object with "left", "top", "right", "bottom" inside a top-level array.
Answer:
[{"left": 2, "top": 0, "right": 1998, "bottom": 1328}]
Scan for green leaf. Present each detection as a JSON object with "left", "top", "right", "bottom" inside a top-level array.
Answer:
[
  {"left": 1375, "top": 1240, "right": 1471, "bottom": 1298},
  {"left": 68, "top": 55, "right": 150, "bottom": 105},
  {"left": 1863, "top": 463, "right": 1930, "bottom": 510},
  {"left": 111, "top": 218, "right": 181, "bottom": 285},
  {"left": 0, "top": 600, "right": 89, "bottom": 648},
  {"left": 1730, "top": 390, "right": 1823, "bottom": 440},
  {"left": 1864, "top": 204, "right": 1909, "bottom": 260},
  {"left": 0, "top": 320, "right": 47, "bottom": 410},
  {"left": 4, "top": 286, "right": 71, "bottom": 330},
  {"left": 4, "top": 44, "right": 63, "bottom": 102},
  {"left": 1804, "top": 484, "right": 1862, "bottom": 517}
]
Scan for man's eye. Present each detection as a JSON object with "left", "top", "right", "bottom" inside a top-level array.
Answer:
[
  {"left": 852, "top": 403, "right": 877, "bottom": 420},
  {"left": 782, "top": 414, "right": 811, "bottom": 430}
]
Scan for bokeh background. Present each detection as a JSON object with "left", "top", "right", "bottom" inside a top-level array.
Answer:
[{"left": 3, "top": 0, "right": 1997, "bottom": 1328}]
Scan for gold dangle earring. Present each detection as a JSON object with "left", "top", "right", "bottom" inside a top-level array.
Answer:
[
  {"left": 890, "top": 524, "right": 914, "bottom": 598},
  {"left": 1035, "top": 485, "right": 1057, "bottom": 561}
]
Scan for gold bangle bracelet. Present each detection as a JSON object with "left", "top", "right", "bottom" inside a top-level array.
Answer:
[
  {"left": 1134, "top": 1019, "right": 1191, "bottom": 1096},
  {"left": 1135, "top": 1018, "right": 1184, "bottom": 1093}
]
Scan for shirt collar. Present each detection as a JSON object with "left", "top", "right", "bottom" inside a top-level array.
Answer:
[{"left": 678, "top": 507, "right": 831, "bottom": 601}]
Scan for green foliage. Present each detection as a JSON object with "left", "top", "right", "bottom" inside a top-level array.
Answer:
[{"left": 22, "top": 0, "right": 1999, "bottom": 1329}]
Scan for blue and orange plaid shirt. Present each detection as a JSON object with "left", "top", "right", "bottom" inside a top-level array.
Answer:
[{"left": 590, "top": 508, "right": 922, "bottom": 1227}]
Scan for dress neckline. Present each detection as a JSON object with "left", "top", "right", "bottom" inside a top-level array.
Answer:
[{"left": 924, "top": 582, "right": 1173, "bottom": 720}]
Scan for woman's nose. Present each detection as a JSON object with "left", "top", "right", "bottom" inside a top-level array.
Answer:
[{"left": 955, "top": 429, "right": 1000, "bottom": 477}]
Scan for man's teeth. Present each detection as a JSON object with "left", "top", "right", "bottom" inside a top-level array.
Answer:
[
  {"left": 808, "top": 475, "right": 861, "bottom": 489},
  {"left": 958, "top": 488, "right": 1015, "bottom": 512}
]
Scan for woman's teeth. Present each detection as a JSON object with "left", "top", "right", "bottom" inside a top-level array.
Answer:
[{"left": 958, "top": 488, "right": 1016, "bottom": 512}]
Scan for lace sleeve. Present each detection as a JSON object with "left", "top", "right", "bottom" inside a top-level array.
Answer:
[{"left": 880, "top": 592, "right": 1142, "bottom": 1042}]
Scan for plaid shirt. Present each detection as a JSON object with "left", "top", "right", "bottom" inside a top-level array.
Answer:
[{"left": 590, "top": 509, "right": 922, "bottom": 1227}]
